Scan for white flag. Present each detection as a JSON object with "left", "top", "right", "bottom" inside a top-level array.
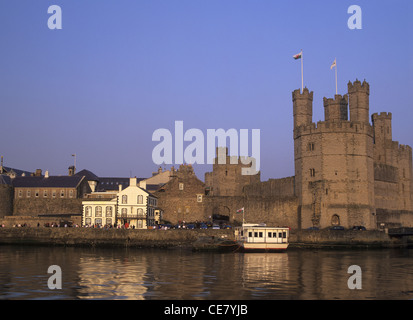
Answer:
[{"left": 330, "top": 59, "right": 336, "bottom": 70}]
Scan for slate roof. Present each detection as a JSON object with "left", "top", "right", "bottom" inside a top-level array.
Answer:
[
  {"left": 0, "top": 175, "right": 12, "bottom": 185},
  {"left": 1, "top": 167, "right": 32, "bottom": 177},
  {"left": 96, "top": 177, "right": 145, "bottom": 191},
  {"left": 75, "top": 169, "right": 99, "bottom": 182},
  {"left": 12, "top": 175, "right": 85, "bottom": 188}
]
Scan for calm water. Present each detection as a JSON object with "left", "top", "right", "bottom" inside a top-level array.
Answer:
[{"left": 0, "top": 245, "right": 412, "bottom": 300}]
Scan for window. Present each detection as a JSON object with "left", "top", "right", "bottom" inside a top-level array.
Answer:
[
  {"left": 179, "top": 183, "right": 184, "bottom": 190},
  {"left": 137, "top": 195, "right": 143, "bottom": 204},
  {"left": 52, "top": 190, "right": 56, "bottom": 198},
  {"left": 248, "top": 232, "right": 252, "bottom": 238},
  {"left": 95, "top": 206, "right": 102, "bottom": 217},
  {"left": 85, "top": 218, "right": 91, "bottom": 225},
  {"left": 272, "top": 232, "right": 277, "bottom": 238},
  {"left": 278, "top": 232, "right": 282, "bottom": 238},
  {"left": 138, "top": 208, "right": 144, "bottom": 216},
  {"left": 35, "top": 190, "right": 39, "bottom": 198},
  {"left": 197, "top": 195, "right": 203, "bottom": 202},
  {"left": 259, "top": 232, "right": 263, "bottom": 238},
  {"left": 18, "top": 190, "right": 22, "bottom": 198},
  {"left": 310, "top": 168, "right": 316, "bottom": 177},
  {"left": 43, "top": 190, "right": 48, "bottom": 198},
  {"left": 69, "top": 190, "right": 74, "bottom": 198},
  {"left": 121, "top": 208, "right": 127, "bottom": 217},
  {"left": 95, "top": 218, "right": 102, "bottom": 225},
  {"left": 268, "top": 232, "right": 272, "bottom": 238},
  {"left": 27, "top": 190, "right": 31, "bottom": 198},
  {"left": 106, "top": 218, "right": 112, "bottom": 225},
  {"left": 106, "top": 206, "right": 113, "bottom": 217},
  {"left": 85, "top": 206, "right": 92, "bottom": 217},
  {"left": 138, "top": 220, "right": 143, "bottom": 229},
  {"left": 283, "top": 232, "right": 287, "bottom": 238},
  {"left": 254, "top": 232, "right": 258, "bottom": 237},
  {"left": 60, "top": 190, "right": 65, "bottom": 198},
  {"left": 308, "top": 142, "right": 315, "bottom": 151},
  {"left": 122, "top": 195, "right": 127, "bottom": 204}
]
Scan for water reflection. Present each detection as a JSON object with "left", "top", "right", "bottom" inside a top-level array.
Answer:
[{"left": 0, "top": 246, "right": 412, "bottom": 300}]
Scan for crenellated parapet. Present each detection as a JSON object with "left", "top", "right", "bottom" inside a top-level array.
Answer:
[
  {"left": 294, "top": 119, "right": 374, "bottom": 139},
  {"left": 293, "top": 87, "right": 313, "bottom": 128},
  {"left": 323, "top": 94, "right": 348, "bottom": 122}
]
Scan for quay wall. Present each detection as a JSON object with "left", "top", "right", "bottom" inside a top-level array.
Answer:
[{"left": 0, "top": 228, "right": 408, "bottom": 248}]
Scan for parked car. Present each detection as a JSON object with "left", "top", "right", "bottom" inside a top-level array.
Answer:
[
  {"left": 352, "top": 226, "right": 366, "bottom": 231},
  {"left": 212, "top": 224, "right": 220, "bottom": 229},
  {"left": 200, "top": 223, "right": 208, "bottom": 229},
  {"left": 186, "top": 224, "right": 195, "bottom": 229},
  {"left": 330, "top": 225, "right": 345, "bottom": 230},
  {"left": 223, "top": 225, "right": 232, "bottom": 229},
  {"left": 307, "top": 227, "right": 319, "bottom": 230}
]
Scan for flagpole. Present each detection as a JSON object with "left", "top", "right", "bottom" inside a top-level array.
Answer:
[
  {"left": 335, "top": 58, "right": 338, "bottom": 95},
  {"left": 301, "top": 49, "right": 304, "bottom": 92}
]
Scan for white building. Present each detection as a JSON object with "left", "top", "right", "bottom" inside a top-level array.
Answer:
[{"left": 81, "top": 178, "right": 159, "bottom": 229}]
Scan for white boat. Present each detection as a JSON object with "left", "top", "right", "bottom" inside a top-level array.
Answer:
[{"left": 234, "top": 223, "right": 289, "bottom": 252}]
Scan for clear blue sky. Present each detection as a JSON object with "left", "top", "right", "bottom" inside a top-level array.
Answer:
[{"left": 1, "top": 0, "right": 412, "bottom": 181}]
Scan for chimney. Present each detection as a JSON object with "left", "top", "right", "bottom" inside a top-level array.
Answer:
[
  {"left": 139, "top": 180, "right": 146, "bottom": 190},
  {"left": 35, "top": 169, "right": 42, "bottom": 177},
  {"left": 130, "top": 177, "right": 137, "bottom": 187},
  {"left": 68, "top": 166, "right": 75, "bottom": 176},
  {"left": 45, "top": 170, "right": 49, "bottom": 178},
  {"left": 119, "top": 184, "right": 122, "bottom": 192}
]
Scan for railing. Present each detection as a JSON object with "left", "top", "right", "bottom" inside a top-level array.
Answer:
[{"left": 119, "top": 214, "right": 146, "bottom": 219}]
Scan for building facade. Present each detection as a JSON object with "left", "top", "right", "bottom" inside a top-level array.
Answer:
[{"left": 81, "top": 178, "right": 158, "bottom": 228}]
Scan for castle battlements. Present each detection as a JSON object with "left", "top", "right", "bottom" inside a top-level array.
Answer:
[
  {"left": 372, "top": 112, "right": 392, "bottom": 120},
  {"left": 292, "top": 87, "right": 313, "bottom": 101},
  {"left": 348, "top": 79, "right": 370, "bottom": 94},
  {"left": 323, "top": 94, "right": 348, "bottom": 106},
  {"left": 294, "top": 119, "right": 374, "bottom": 138}
]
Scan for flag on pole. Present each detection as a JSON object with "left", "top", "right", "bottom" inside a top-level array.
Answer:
[
  {"left": 236, "top": 207, "right": 244, "bottom": 214},
  {"left": 293, "top": 51, "right": 302, "bottom": 60},
  {"left": 293, "top": 50, "right": 304, "bottom": 92},
  {"left": 331, "top": 58, "right": 338, "bottom": 95}
]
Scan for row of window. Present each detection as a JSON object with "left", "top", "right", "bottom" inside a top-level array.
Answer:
[
  {"left": 84, "top": 218, "right": 113, "bottom": 226},
  {"left": 120, "top": 195, "right": 157, "bottom": 206},
  {"left": 245, "top": 231, "right": 287, "bottom": 239},
  {"left": 85, "top": 206, "right": 114, "bottom": 217},
  {"left": 18, "top": 189, "right": 74, "bottom": 198}
]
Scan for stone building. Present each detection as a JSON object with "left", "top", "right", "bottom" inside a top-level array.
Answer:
[
  {"left": 154, "top": 164, "right": 206, "bottom": 224},
  {"left": 12, "top": 169, "right": 91, "bottom": 218}
]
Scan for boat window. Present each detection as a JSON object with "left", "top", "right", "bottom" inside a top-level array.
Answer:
[
  {"left": 254, "top": 232, "right": 258, "bottom": 237},
  {"left": 283, "top": 232, "right": 287, "bottom": 238},
  {"left": 273, "top": 232, "right": 277, "bottom": 238},
  {"left": 279, "top": 232, "right": 282, "bottom": 238},
  {"left": 268, "top": 232, "right": 272, "bottom": 238},
  {"left": 249, "top": 232, "right": 252, "bottom": 238},
  {"left": 259, "top": 232, "right": 263, "bottom": 238}
]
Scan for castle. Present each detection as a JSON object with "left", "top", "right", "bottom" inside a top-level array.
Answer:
[
  {"left": 156, "top": 79, "right": 413, "bottom": 230},
  {"left": 1, "top": 79, "right": 412, "bottom": 230}
]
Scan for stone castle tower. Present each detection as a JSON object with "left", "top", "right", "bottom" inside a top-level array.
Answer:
[
  {"left": 293, "top": 80, "right": 376, "bottom": 229},
  {"left": 205, "top": 147, "right": 261, "bottom": 197}
]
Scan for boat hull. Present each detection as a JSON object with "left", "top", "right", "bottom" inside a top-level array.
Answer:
[{"left": 238, "top": 242, "right": 288, "bottom": 252}]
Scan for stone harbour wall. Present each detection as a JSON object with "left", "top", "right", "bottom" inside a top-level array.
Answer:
[{"left": 0, "top": 227, "right": 408, "bottom": 248}]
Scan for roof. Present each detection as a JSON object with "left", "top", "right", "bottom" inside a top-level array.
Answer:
[
  {"left": 0, "top": 175, "right": 12, "bottom": 185},
  {"left": 12, "top": 175, "right": 85, "bottom": 188},
  {"left": 1, "top": 166, "right": 33, "bottom": 177},
  {"left": 96, "top": 177, "right": 145, "bottom": 191},
  {"left": 75, "top": 169, "right": 99, "bottom": 181}
]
